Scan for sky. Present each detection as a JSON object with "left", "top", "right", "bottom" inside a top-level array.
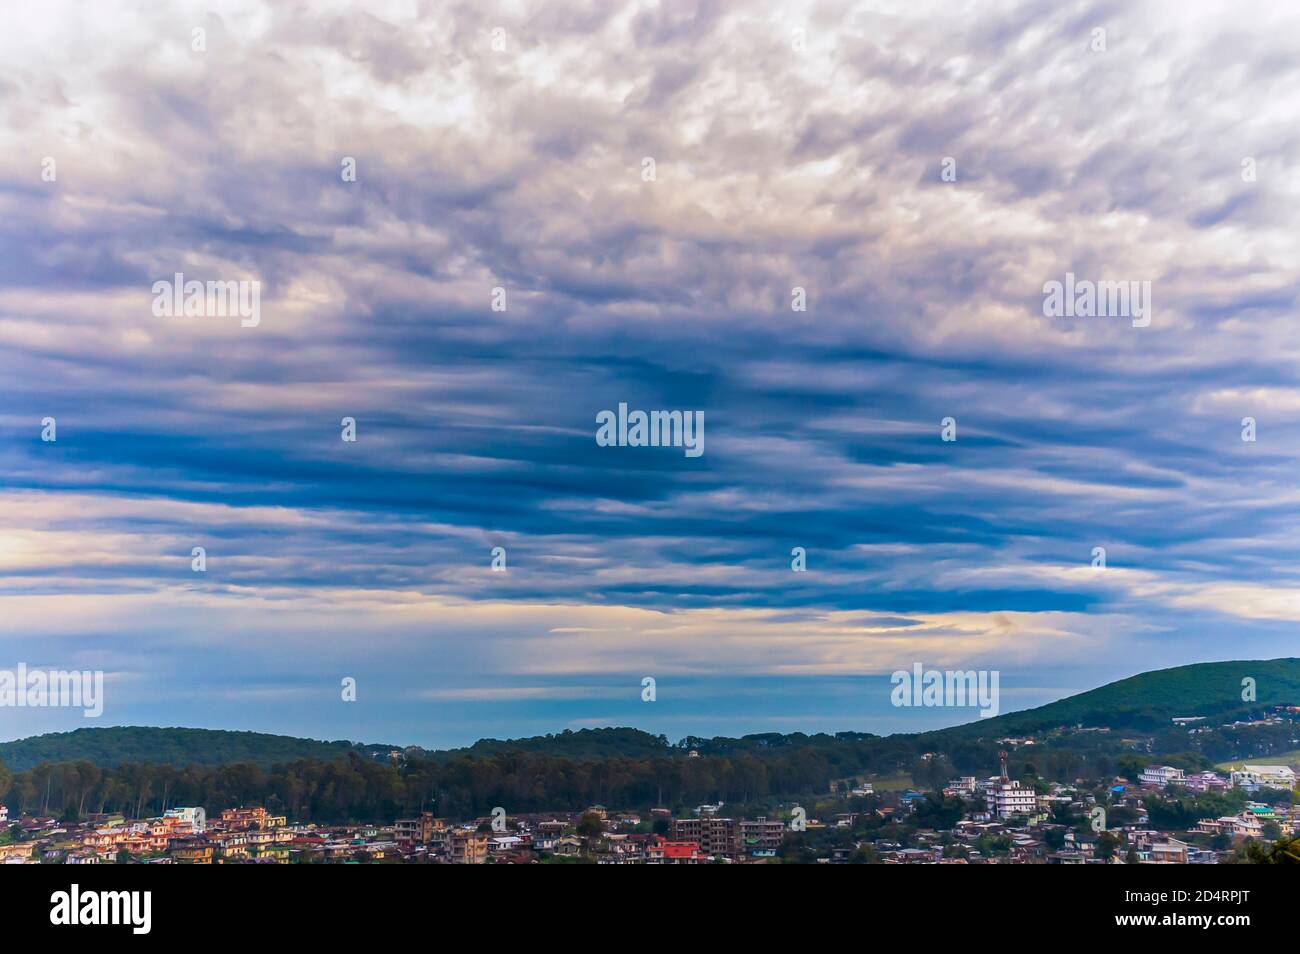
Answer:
[{"left": 1, "top": 0, "right": 1299, "bottom": 749}]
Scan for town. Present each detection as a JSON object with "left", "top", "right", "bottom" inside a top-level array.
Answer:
[{"left": 0, "top": 751, "right": 1294, "bottom": 864}]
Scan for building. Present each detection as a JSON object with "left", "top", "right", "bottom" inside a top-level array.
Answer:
[
  {"left": 739, "top": 817, "right": 785, "bottom": 855},
  {"left": 646, "top": 837, "right": 704, "bottom": 864},
  {"left": 1231, "top": 765, "right": 1297, "bottom": 790},
  {"left": 1148, "top": 838, "right": 1189, "bottom": 864},
  {"left": 670, "top": 816, "right": 739, "bottom": 858},
  {"left": 445, "top": 830, "right": 489, "bottom": 864},
  {"left": 1176, "top": 771, "right": 1229, "bottom": 794},
  {"left": 395, "top": 811, "right": 443, "bottom": 849},
  {"left": 163, "top": 807, "right": 205, "bottom": 833},
  {"left": 218, "top": 807, "right": 284, "bottom": 830},
  {"left": 0, "top": 843, "right": 33, "bottom": 863},
  {"left": 170, "top": 837, "right": 215, "bottom": 864},
  {"left": 1138, "top": 765, "right": 1186, "bottom": 789},
  {"left": 1194, "top": 813, "right": 1265, "bottom": 842},
  {"left": 945, "top": 777, "right": 977, "bottom": 796},
  {"left": 985, "top": 780, "right": 1036, "bottom": 819}
]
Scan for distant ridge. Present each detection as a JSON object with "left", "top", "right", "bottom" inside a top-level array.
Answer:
[
  {"left": 934, "top": 656, "right": 1300, "bottom": 740},
  {"left": 0, "top": 726, "right": 395, "bottom": 772},
  {"left": 2, "top": 658, "right": 1298, "bottom": 770}
]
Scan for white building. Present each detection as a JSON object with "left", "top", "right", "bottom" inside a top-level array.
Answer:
[
  {"left": 1139, "top": 765, "right": 1186, "bottom": 788},
  {"left": 986, "top": 780, "right": 1037, "bottom": 819},
  {"left": 163, "top": 806, "right": 205, "bottom": 833},
  {"left": 489, "top": 835, "right": 524, "bottom": 853},
  {"left": 1232, "top": 765, "right": 1296, "bottom": 789},
  {"left": 946, "top": 777, "right": 977, "bottom": 796}
]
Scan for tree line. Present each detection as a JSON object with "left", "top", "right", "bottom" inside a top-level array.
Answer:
[{"left": 0, "top": 732, "right": 1157, "bottom": 825}]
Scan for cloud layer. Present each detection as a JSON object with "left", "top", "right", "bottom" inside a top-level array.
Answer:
[{"left": 2, "top": 0, "right": 1299, "bottom": 746}]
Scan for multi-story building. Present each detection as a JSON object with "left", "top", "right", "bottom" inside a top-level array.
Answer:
[
  {"left": 945, "top": 777, "right": 977, "bottom": 796},
  {"left": 1194, "top": 812, "right": 1265, "bottom": 841},
  {"left": 162, "top": 807, "right": 206, "bottom": 833},
  {"left": 986, "top": 780, "right": 1037, "bottom": 819},
  {"left": 395, "top": 811, "right": 443, "bottom": 849},
  {"left": 1232, "top": 765, "right": 1297, "bottom": 790},
  {"left": 445, "top": 830, "right": 489, "bottom": 864},
  {"left": 170, "top": 836, "right": 215, "bottom": 864},
  {"left": 219, "top": 807, "right": 285, "bottom": 830},
  {"left": 428, "top": 824, "right": 451, "bottom": 856},
  {"left": 211, "top": 831, "right": 250, "bottom": 862},
  {"left": 670, "top": 816, "right": 740, "bottom": 859},
  {"left": 739, "top": 817, "right": 786, "bottom": 855},
  {"left": 1139, "top": 765, "right": 1186, "bottom": 789}
]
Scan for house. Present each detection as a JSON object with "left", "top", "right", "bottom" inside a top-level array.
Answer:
[
  {"left": 489, "top": 835, "right": 524, "bottom": 854},
  {"left": 548, "top": 835, "right": 583, "bottom": 857},
  {"left": 0, "top": 843, "right": 33, "bottom": 863},
  {"left": 1176, "top": 771, "right": 1229, "bottom": 794},
  {"left": 170, "top": 837, "right": 214, "bottom": 864},
  {"left": 646, "top": 837, "right": 704, "bottom": 864},
  {"left": 1148, "top": 838, "right": 1189, "bottom": 864},
  {"left": 1194, "top": 813, "right": 1264, "bottom": 842},
  {"left": 163, "top": 807, "right": 205, "bottom": 833},
  {"left": 218, "top": 807, "right": 285, "bottom": 830}
]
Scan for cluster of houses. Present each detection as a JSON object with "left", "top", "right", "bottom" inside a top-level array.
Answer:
[
  {"left": 914, "top": 761, "right": 1299, "bottom": 864},
  {"left": 0, "top": 805, "right": 295, "bottom": 864},
  {"left": 0, "top": 757, "right": 1294, "bottom": 864},
  {"left": 0, "top": 801, "right": 773, "bottom": 864},
  {"left": 1138, "top": 762, "right": 1296, "bottom": 792},
  {"left": 390, "top": 806, "right": 790, "bottom": 864}
]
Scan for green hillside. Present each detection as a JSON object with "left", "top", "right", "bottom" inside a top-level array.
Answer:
[
  {"left": 429, "top": 727, "right": 674, "bottom": 761},
  {"left": 0, "top": 726, "right": 394, "bottom": 771},
  {"left": 2, "top": 659, "right": 1298, "bottom": 771},
  {"left": 936, "top": 657, "right": 1300, "bottom": 739}
]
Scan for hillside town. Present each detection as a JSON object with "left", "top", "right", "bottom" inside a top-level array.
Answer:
[{"left": 0, "top": 753, "right": 1294, "bottom": 864}]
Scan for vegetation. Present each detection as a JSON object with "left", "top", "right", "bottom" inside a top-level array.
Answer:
[
  {"left": 1, "top": 658, "right": 1297, "bottom": 826},
  {"left": 940, "top": 657, "right": 1300, "bottom": 738},
  {"left": 0, "top": 727, "right": 391, "bottom": 772},
  {"left": 1237, "top": 835, "right": 1300, "bottom": 864}
]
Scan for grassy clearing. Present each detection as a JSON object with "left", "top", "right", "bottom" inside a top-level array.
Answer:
[{"left": 1215, "top": 749, "right": 1300, "bottom": 772}]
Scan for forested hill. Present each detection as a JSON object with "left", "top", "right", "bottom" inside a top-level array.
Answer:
[
  {"left": 2, "top": 658, "right": 1298, "bottom": 771},
  {"left": 0, "top": 727, "right": 393, "bottom": 772},
  {"left": 933, "top": 657, "right": 1300, "bottom": 740}
]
